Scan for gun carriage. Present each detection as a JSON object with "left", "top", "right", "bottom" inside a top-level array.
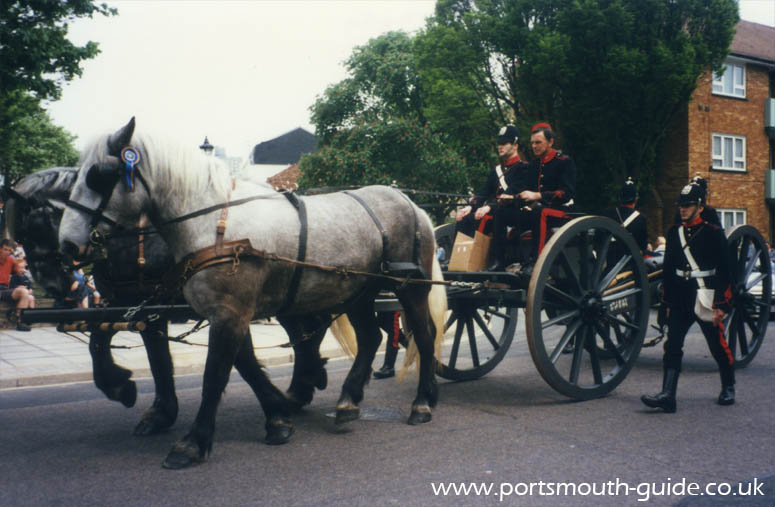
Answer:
[{"left": 16, "top": 188, "right": 771, "bottom": 402}]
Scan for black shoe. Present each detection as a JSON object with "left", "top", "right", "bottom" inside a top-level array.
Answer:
[
  {"left": 373, "top": 366, "right": 395, "bottom": 379},
  {"left": 15, "top": 322, "right": 31, "bottom": 332},
  {"left": 641, "top": 392, "right": 676, "bottom": 413},
  {"left": 641, "top": 368, "right": 679, "bottom": 413},
  {"left": 717, "top": 385, "right": 735, "bottom": 405}
]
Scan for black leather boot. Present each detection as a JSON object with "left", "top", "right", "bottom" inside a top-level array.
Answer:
[
  {"left": 641, "top": 368, "right": 679, "bottom": 413},
  {"left": 717, "top": 366, "right": 735, "bottom": 405},
  {"left": 718, "top": 384, "right": 735, "bottom": 405},
  {"left": 373, "top": 338, "right": 399, "bottom": 379}
]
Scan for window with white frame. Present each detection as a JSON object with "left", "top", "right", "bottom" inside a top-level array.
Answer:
[
  {"left": 712, "top": 133, "right": 746, "bottom": 171},
  {"left": 716, "top": 208, "right": 746, "bottom": 229},
  {"left": 712, "top": 60, "right": 745, "bottom": 98}
]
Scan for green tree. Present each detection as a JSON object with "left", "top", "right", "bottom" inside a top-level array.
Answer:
[
  {"left": 310, "top": 31, "right": 425, "bottom": 145},
  {"left": 1, "top": 0, "right": 115, "bottom": 100},
  {"left": 422, "top": 0, "right": 739, "bottom": 211},
  {"left": 0, "top": 92, "right": 79, "bottom": 182},
  {"left": 298, "top": 117, "right": 469, "bottom": 223},
  {"left": 305, "top": 30, "right": 503, "bottom": 212},
  {"left": 1, "top": 0, "right": 115, "bottom": 180}
]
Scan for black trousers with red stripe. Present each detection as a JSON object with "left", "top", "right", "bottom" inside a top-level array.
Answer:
[
  {"left": 456, "top": 212, "right": 494, "bottom": 238},
  {"left": 492, "top": 205, "right": 569, "bottom": 262},
  {"left": 663, "top": 307, "right": 735, "bottom": 386}
]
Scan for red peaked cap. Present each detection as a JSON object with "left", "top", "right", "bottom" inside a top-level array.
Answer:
[{"left": 531, "top": 122, "right": 552, "bottom": 133}]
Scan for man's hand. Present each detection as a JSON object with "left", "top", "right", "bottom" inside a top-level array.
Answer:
[
  {"left": 713, "top": 308, "right": 727, "bottom": 327},
  {"left": 456, "top": 206, "right": 472, "bottom": 222},
  {"left": 474, "top": 205, "right": 491, "bottom": 220},
  {"left": 518, "top": 190, "right": 542, "bottom": 202}
]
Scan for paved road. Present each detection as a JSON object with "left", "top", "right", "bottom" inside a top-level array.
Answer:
[{"left": 1, "top": 319, "right": 773, "bottom": 506}]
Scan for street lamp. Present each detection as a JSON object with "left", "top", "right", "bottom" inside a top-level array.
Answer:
[{"left": 199, "top": 136, "right": 214, "bottom": 156}]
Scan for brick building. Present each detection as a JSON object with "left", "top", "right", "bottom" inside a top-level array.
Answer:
[{"left": 651, "top": 20, "right": 775, "bottom": 243}]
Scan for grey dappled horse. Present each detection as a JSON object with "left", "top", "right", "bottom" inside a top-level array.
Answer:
[
  {"left": 59, "top": 118, "right": 446, "bottom": 469},
  {"left": 4, "top": 168, "right": 333, "bottom": 436}
]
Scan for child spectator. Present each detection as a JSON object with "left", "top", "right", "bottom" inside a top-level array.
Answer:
[
  {"left": 9, "top": 259, "right": 35, "bottom": 309},
  {"left": 0, "top": 239, "right": 33, "bottom": 331}
]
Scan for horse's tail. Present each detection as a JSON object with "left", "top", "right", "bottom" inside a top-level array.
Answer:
[
  {"left": 428, "top": 255, "right": 447, "bottom": 356},
  {"left": 328, "top": 314, "right": 357, "bottom": 359},
  {"left": 399, "top": 256, "right": 447, "bottom": 378}
]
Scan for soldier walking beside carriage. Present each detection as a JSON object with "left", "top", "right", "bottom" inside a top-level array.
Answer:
[{"left": 642, "top": 182, "right": 736, "bottom": 413}]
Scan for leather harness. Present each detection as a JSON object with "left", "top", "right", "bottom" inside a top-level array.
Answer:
[{"left": 172, "top": 188, "right": 428, "bottom": 316}]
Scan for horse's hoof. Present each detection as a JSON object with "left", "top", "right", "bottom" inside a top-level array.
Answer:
[
  {"left": 408, "top": 407, "right": 432, "bottom": 425},
  {"left": 335, "top": 406, "right": 360, "bottom": 425},
  {"left": 162, "top": 441, "right": 203, "bottom": 470},
  {"left": 286, "top": 389, "right": 313, "bottom": 411},
  {"left": 133, "top": 412, "right": 174, "bottom": 436},
  {"left": 119, "top": 381, "right": 137, "bottom": 408},
  {"left": 265, "top": 418, "right": 294, "bottom": 445},
  {"left": 314, "top": 367, "right": 328, "bottom": 390}
]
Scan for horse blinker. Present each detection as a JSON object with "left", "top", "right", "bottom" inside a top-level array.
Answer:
[{"left": 86, "top": 162, "right": 121, "bottom": 195}]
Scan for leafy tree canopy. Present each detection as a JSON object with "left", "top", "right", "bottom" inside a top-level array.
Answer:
[
  {"left": 0, "top": 91, "right": 79, "bottom": 183},
  {"left": 0, "top": 1, "right": 115, "bottom": 180},
  {"left": 310, "top": 31, "right": 425, "bottom": 145},
  {"left": 419, "top": 0, "right": 739, "bottom": 211},
  {"left": 305, "top": 30, "right": 500, "bottom": 213},
  {"left": 1, "top": 0, "right": 116, "bottom": 100},
  {"left": 298, "top": 117, "right": 468, "bottom": 223}
]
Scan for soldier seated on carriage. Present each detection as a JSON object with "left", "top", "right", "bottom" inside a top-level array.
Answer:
[
  {"left": 488, "top": 122, "right": 577, "bottom": 273},
  {"left": 455, "top": 125, "right": 528, "bottom": 238}
]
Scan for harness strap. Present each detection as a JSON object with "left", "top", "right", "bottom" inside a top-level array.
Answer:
[
  {"left": 343, "top": 191, "right": 389, "bottom": 272},
  {"left": 393, "top": 189, "right": 426, "bottom": 278},
  {"left": 678, "top": 226, "right": 708, "bottom": 289},
  {"left": 495, "top": 164, "right": 508, "bottom": 192},
  {"left": 65, "top": 198, "right": 122, "bottom": 229},
  {"left": 277, "top": 191, "right": 308, "bottom": 315}
]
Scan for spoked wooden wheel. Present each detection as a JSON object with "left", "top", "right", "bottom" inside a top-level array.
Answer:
[
  {"left": 436, "top": 298, "right": 518, "bottom": 381},
  {"left": 525, "top": 216, "right": 649, "bottom": 399},
  {"left": 725, "top": 225, "right": 771, "bottom": 368}
]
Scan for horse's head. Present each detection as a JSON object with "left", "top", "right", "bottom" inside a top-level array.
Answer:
[
  {"left": 3, "top": 175, "right": 75, "bottom": 298},
  {"left": 59, "top": 117, "right": 150, "bottom": 260}
]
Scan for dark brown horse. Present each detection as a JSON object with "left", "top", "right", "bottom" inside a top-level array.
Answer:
[{"left": 4, "top": 167, "right": 337, "bottom": 437}]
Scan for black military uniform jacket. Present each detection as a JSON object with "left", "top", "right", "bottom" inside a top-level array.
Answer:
[
  {"left": 470, "top": 155, "right": 529, "bottom": 211},
  {"left": 662, "top": 217, "right": 732, "bottom": 314},
  {"left": 526, "top": 149, "right": 576, "bottom": 208},
  {"left": 600, "top": 204, "right": 648, "bottom": 252}
]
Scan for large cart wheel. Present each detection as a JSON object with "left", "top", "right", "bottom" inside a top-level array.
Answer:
[
  {"left": 525, "top": 216, "right": 649, "bottom": 399},
  {"left": 434, "top": 223, "right": 456, "bottom": 265},
  {"left": 436, "top": 299, "right": 518, "bottom": 381},
  {"left": 725, "top": 225, "right": 771, "bottom": 368}
]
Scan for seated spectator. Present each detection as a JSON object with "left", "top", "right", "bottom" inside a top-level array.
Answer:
[
  {"left": 654, "top": 236, "right": 666, "bottom": 254},
  {"left": 0, "top": 239, "right": 33, "bottom": 331},
  {"left": 10, "top": 259, "right": 35, "bottom": 310},
  {"left": 85, "top": 274, "right": 101, "bottom": 307},
  {"left": 64, "top": 261, "right": 89, "bottom": 309}
]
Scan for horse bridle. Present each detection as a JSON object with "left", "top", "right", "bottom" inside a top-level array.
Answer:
[
  {"left": 65, "top": 149, "right": 282, "bottom": 252},
  {"left": 64, "top": 155, "right": 152, "bottom": 249}
]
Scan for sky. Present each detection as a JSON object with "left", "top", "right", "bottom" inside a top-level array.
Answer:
[{"left": 46, "top": 0, "right": 775, "bottom": 161}]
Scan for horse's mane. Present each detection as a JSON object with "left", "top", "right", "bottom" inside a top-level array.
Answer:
[
  {"left": 13, "top": 167, "right": 78, "bottom": 199},
  {"left": 81, "top": 128, "right": 254, "bottom": 208}
]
